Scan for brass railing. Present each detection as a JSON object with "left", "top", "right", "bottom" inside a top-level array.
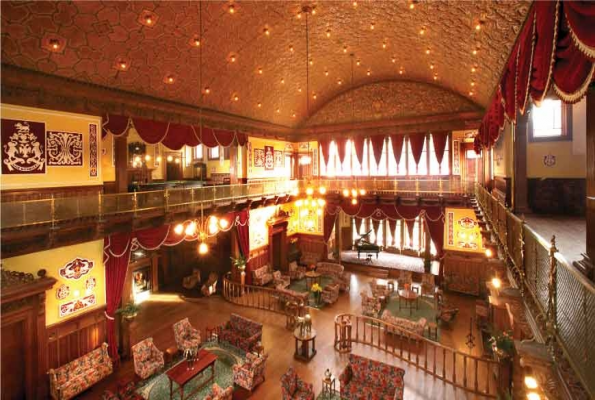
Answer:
[
  {"left": 1, "top": 178, "right": 475, "bottom": 230},
  {"left": 475, "top": 184, "right": 595, "bottom": 398},
  {"left": 333, "top": 313, "right": 500, "bottom": 398},
  {"left": 1, "top": 180, "right": 299, "bottom": 229},
  {"left": 221, "top": 273, "right": 304, "bottom": 315},
  {"left": 310, "top": 177, "right": 474, "bottom": 195}
]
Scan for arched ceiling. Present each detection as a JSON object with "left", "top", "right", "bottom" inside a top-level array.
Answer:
[
  {"left": 1, "top": 1, "right": 530, "bottom": 129},
  {"left": 306, "top": 80, "right": 481, "bottom": 127}
]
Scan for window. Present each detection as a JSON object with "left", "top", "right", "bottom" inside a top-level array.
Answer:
[
  {"left": 208, "top": 146, "right": 220, "bottom": 160},
  {"left": 194, "top": 144, "right": 203, "bottom": 160},
  {"left": 428, "top": 134, "right": 450, "bottom": 175},
  {"left": 387, "top": 137, "right": 407, "bottom": 176},
  {"left": 529, "top": 99, "right": 572, "bottom": 141}
]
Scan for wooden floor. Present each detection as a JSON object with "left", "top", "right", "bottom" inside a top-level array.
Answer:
[
  {"left": 521, "top": 214, "right": 586, "bottom": 263},
  {"left": 80, "top": 273, "right": 491, "bottom": 400}
]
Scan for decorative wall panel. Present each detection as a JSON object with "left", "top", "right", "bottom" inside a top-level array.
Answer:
[
  {"left": 89, "top": 123, "right": 98, "bottom": 176},
  {"left": 47, "top": 131, "right": 83, "bottom": 166},
  {"left": 1, "top": 119, "right": 46, "bottom": 174}
]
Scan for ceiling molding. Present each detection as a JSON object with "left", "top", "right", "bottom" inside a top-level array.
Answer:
[{"left": 0, "top": 64, "right": 293, "bottom": 139}]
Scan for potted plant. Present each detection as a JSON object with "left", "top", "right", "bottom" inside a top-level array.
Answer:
[
  {"left": 489, "top": 330, "right": 514, "bottom": 359},
  {"left": 230, "top": 254, "right": 247, "bottom": 272},
  {"left": 116, "top": 301, "right": 141, "bottom": 321},
  {"left": 311, "top": 283, "right": 323, "bottom": 305}
]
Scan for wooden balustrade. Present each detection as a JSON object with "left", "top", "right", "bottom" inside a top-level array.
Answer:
[{"left": 333, "top": 313, "right": 500, "bottom": 398}]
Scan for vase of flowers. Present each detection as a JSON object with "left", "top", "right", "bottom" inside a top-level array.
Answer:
[
  {"left": 311, "top": 283, "right": 323, "bottom": 305},
  {"left": 230, "top": 254, "right": 247, "bottom": 272},
  {"left": 116, "top": 301, "right": 141, "bottom": 321},
  {"left": 489, "top": 330, "right": 514, "bottom": 360}
]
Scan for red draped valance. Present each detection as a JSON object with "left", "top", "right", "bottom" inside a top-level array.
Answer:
[
  {"left": 390, "top": 134, "right": 405, "bottom": 165},
  {"left": 102, "top": 114, "right": 245, "bottom": 150},
  {"left": 475, "top": 0, "right": 595, "bottom": 153},
  {"left": 431, "top": 131, "right": 448, "bottom": 165},
  {"left": 408, "top": 133, "right": 426, "bottom": 166},
  {"left": 352, "top": 136, "right": 366, "bottom": 165},
  {"left": 369, "top": 135, "right": 385, "bottom": 166}
]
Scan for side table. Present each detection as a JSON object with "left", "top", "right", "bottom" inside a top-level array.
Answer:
[
  {"left": 321, "top": 376, "right": 336, "bottom": 398},
  {"left": 164, "top": 345, "right": 179, "bottom": 365}
]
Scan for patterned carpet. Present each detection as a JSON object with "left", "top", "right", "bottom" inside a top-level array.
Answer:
[
  {"left": 135, "top": 342, "right": 244, "bottom": 400},
  {"left": 288, "top": 276, "right": 336, "bottom": 309},
  {"left": 340, "top": 250, "right": 430, "bottom": 273},
  {"left": 382, "top": 293, "right": 441, "bottom": 341}
]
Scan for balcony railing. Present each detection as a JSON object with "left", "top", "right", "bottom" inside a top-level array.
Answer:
[
  {"left": 475, "top": 184, "right": 595, "bottom": 398},
  {"left": 1, "top": 178, "right": 474, "bottom": 230},
  {"left": 1, "top": 180, "right": 299, "bottom": 229},
  {"left": 310, "top": 177, "right": 474, "bottom": 195}
]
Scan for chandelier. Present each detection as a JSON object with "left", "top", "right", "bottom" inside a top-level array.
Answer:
[
  {"left": 172, "top": 207, "right": 231, "bottom": 255},
  {"left": 295, "top": 184, "right": 326, "bottom": 231},
  {"left": 341, "top": 187, "right": 367, "bottom": 205}
]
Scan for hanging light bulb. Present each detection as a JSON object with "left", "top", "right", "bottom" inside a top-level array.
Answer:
[
  {"left": 198, "top": 242, "right": 209, "bottom": 255},
  {"left": 306, "top": 187, "right": 314, "bottom": 196},
  {"left": 174, "top": 223, "right": 184, "bottom": 235},
  {"left": 316, "top": 209, "right": 322, "bottom": 216},
  {"left": 296, "top": 199, "right": 304, "bottom": 207},
  {"left": 342, "top": 189, "right": 350, "bottom": 197},
  {"left": 351, "top": 198, "right": 358, "bottom": 205},
  {"left": 318, "top": 186, "right": 327, "bottom": 195},
  {"left": 185, "top": 221, "right": 197, "bottom": 236},
  {"left": 219, "top": 218, "right": 229, "bottom": 230},
  {"left": 317, "top": 198, "right": 326, "bottom": 206},
  {"left": 359, "top": 189, "right": 366, "bottom": 195},
  {"left": 351, "top": 189, "right": 358, "bottom": 197}
]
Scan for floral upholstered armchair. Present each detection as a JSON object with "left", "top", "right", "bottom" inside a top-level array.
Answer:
[
  {"left": 252, "top": 264, "right": 273, "bottom": 286},
  {"left": 131, "top": 337, "right": 164, "bottom": 380},
  {"left": 288, "top": 261, "right": 306, "bottom": 280},
  {"left": 370, "top": 281, "right": 391, "bottom": 298},
  {"left": 273, "top": 270, "right": 291, "bottom": 289},
  {"left": 233, "top": 353, "right": 268, "bottom": 392},
  {"left": 321, "top": 283, "right": 340, "bottom": 305},
  {"left": 360, "top": 291, "right": 381, "bottom": 317},
  {"left": 204, "top": 383, "right": 233, "bottom": 400},
  {"left": 173, "top": 317, "right": 201, "bottom": 352},
  {"left": 280, "top": 366, "right": 315, "bottom": 400}
]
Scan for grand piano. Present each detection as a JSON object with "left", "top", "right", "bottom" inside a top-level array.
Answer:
[{"left": 355, "top": 229, "right": 380, "bottom": 259}]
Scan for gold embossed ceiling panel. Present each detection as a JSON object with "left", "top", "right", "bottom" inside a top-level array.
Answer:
[{"left": 1, "top": 1, "right": 530, "bottom": 128}]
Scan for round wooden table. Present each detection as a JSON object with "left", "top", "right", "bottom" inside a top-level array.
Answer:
[
  {"left": 294, "top": 328, "right": 317, "bottom": 361},
  {"left": 398, "top": 289, "right": 419, "bottom": 316}
]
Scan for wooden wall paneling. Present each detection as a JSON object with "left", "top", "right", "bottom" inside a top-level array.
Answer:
[
  {"left": 46, "top": 307, "right": 107, "bottom": 370},
  {"left": 513, "top": 111, "right": 530, "bottom": 213},
  {"left": 442, "top": 251, "right": 490, "bottom": 296},
  {"left": 297, "top": 234, "right": 327, "bottom": 260}
]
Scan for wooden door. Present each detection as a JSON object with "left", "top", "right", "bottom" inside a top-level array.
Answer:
[{"left": 1, "top": 320, "right": 27, "bottom": 399}]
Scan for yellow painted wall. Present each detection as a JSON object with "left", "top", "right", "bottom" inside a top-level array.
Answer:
[
  {"left": 1, "top": 104, "right": 102, "bottom": 189},
  {"left": 493, "top": 122, "right": 513, "bottom": 178},
  {"left": 444, "top": 207, "right": 483, "bottom": 254},
  {"left": 101, "top": 133, "right": 115, "bottom": 182},
  {"left": 248, "top": 137, "right": 292, "bottom": 179},
  {"left": 526, "top": 100, "right": 586, "bottom": 178},
  {"left": 2, "top": 240, "right": 106, "bottom": 326}
]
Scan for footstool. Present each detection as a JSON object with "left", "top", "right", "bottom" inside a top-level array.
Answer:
[{"left": 164, "top": 345, "right": 179, "bottom": 364}]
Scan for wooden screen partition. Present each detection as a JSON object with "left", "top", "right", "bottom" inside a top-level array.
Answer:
[
  {"left": 0, "top": 270, "right": 56, "bottom": 400},
  {"left": 296, "top": 233, "right": 327, "bottom": 262},
  {"left": 443, "top": 251, "right": 493, "bottom": 296},
  {"left": 46, "top": 307, "right": 107, "bottom": 370}
]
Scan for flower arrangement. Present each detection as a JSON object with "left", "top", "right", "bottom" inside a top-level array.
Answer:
[
  {"left": 116, "top": 301, "right": 141, "bottom": 320},
  {"left": 311, "top": 283, "right": 323, "bottom": 293},
  {"left": 489, "top": 330, "right": 514, "bottom": 357},
  {"left": 308, "top": 264, "right": 316, "bottom": 271},
  {"left": 230, "top": 255, "right": 247, "bottom": 272}
]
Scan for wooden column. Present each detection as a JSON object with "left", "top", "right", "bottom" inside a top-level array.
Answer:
[
  {"left": 114, "top": 135, "right": 129, "bottom": 193},
  {"left": 512, "top": 111, "right": 531, "bottom": 213},
  {"left": 229, "top": 145, "right": 238, "bottom": 184},
  {"left": 575, "top": 86, "right": 595, "bottom": 279}
]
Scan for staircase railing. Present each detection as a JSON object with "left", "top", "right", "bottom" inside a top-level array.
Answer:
[
  {"left": 333, "top": 313, "right": 500, "bottom": 398},
  {"left": 475, "top": 184, "right": 595, "bottom": 398}
]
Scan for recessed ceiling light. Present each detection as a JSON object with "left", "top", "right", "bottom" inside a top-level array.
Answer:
[
  {"left": 352, "top": 1, "right": 357, "bottom": 7},
  {"left": 165, "top": 75, "right": 175, "bottom": 84},
  {"left": 471, "top": 81, "right": 476, "bottom": 87},
  {"left": 119, "top": 60, "right": 128, "bottom": 70},
  {"left": 233, "top": 94, "right": 239, "bottom": 101},
  {"left": 289, "top": 45, "right": 294, "bottom": 53},
  {"left": 469, "top": 91, "right": 474, "bottom": 96},
  {"left": 258, "top": 67, "right": 263, "bottom": 74},
  {"left": 430, "top": 64, "right": 435, "bottom": 70},
  {"left": 392, "top": 56, "right": 396, "bottom": 63},
  {"left": 264, "top": 27, "right": 270, "bottom": 36},
  {"left": 425, "top": 48, "right": 431, "bottom": 55},
  {"left": 419, "top": 26, "right": 426, "bottom": 35},
  {"left": 337, "top": 79, "right": 343, "bottom": 85},
  {"left": 356, "top": 59, "right": 361, "bottom": 66},
  {"left": 312, "top": 93, "right": 317, "bottom": 99},
  {"left": 192, "top": 37, "right": 201, "bottom": 47},
  {"left": 276, "top": 108, "right": 281, "bottom": 113},
  {"left": 324, "top": 70, "right": 329, "bottom": 76},
  {"left": 50, "top": 39, "right": 60, "bottom": 50},
  {"left": 228, "top": 4, "right": 235, "bottom": 14},
  {"left": 230, "top": 55, "right": 236, "bottom": 63},
  {"left": 370, "top": 22, "right": 375, "bottom": 30},
  {"left": 471, "top": 65, "right": 477, "bottom": 73},
  {"left": 366, "top": 69, "right": 371, "bottom": 76},
  {"left": 204, "top": 87, "right": 211, "bottom": 94},
  {"left": 382, "top": 41, "right": 387, "bottom": 49},
  {"left": 292, "top": 113, "right": 296, "bottom": 118},
  {"left": 326, "top": 29, "right": 331, "bottom": 38},
  {"left": 257, "top": 102, "right": 262, "bottom": 108}
]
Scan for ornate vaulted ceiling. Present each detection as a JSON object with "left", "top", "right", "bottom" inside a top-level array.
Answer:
[{"left": 1, "top": 1, "right": 530, "bottom": 130}]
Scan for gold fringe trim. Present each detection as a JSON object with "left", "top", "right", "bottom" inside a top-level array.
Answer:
[
  {"left": 532, "top": 1, "right": 559, "bottom": 107},
  {"left": 553, "top": 62, "right": 595, "bottom": 104},
  {"left": 566, "top": 8, "right": 595, "bottom": 59},
  {"left": 519, "top": 12, "right": 537, "bottom": 115}
]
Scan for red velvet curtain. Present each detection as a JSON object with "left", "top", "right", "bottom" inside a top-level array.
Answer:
[
  {"left": 431, "top": 131, "right": 448, "bottom": 165},
  {"left": 103, "top": 232, "right": 133, "bottom": 361},
  {"left": 102, "top": 114, "right": 130, "bottom": 138},
  {"left": 161, "top": 123, "right": 200, "bottom": 150},
  {"left": 501, "top": 42, "right": 519, "bottom": 122},
  {"left": 530, "top": 1, "right": 558, "bottom": 105},
  {"left": 369, "top": 135, "right": 385, "bottom": 166},
  {"left": 354, "top": 217, "right": 363, "bottom": 234},
  {"left": 516, "top": 11, "right": 536, "bottom": 115},
  {"left": 323, "top": 213, "right": 337, "bottom": 244},
  {"left": 405, "top": 219, "right": 415, "bottom": 246},
  {"left": 213, "top": 129, "right": 236, "bottom": 147},
  {"left": 388, "top": 219, "right": 398, "bottom": 245},
  {"left": 236, "top": 210, "right": 251, "bottom": 283},
  {"left": 424, "top": 207, "right": 444, "bottom": 258},
  {"left": 352, "top": 136, "right": 366, "bottom": 165},
  {"left": 552, "top": 9, "right": 595, "bottom": 102},
  {"left": 196, "top": 126, "right": 218, "bottom": 148},
  {"left": 371, "top": 219, "right": 381, "bottom": 239},
  {"left": 390, "top": 134, "right": 404, "bottom": 165},
  {"left": 408, "top": 133, "right": 426, "bottom": 165},
  {"left": 563, "top": 1, "right": 595, "bottom": 54},
  {"left": 236, "top": 132, "right": 247, "bottom": 146},
  {"left": 319, "top": 138, "right": 331, "bottom": 165},
  {"left": 335, "top": 137, "right": 348, "bottom": 165}
]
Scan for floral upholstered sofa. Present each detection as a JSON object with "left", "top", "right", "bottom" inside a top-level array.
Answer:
[
  {"left": 280, "top": 366, "right": 315, "bottom": 400},
  {"left": 276, "top": 286, "right": 310, "bottom": 304},
  {"left": 252, "top": 265, "right": 273, "bottom": 286},
  {"left": 316, "top": 261, "right": 351, "bottom": 291},
  {"left": 131, "top": 337, "right": 164, "bottom": 379},
  {"left": 233, "top": 353, "right": 268, "bottom": 391},
  {"left": 49, "top": 342, "right": 113, "bottom": 400},
  {"left": 381, "top": 310, "right": 427, "bottom": 337},
  {"left": 218, "top": 313, "right": 262, "bottom": 352},
  {"left": 339, "top": 354, "right": 405, "bottom": 400},
  {"left": 204, "top": 383, "right": 233, "bottom": 400}
]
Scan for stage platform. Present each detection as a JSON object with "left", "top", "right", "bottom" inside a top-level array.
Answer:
[{"left": 339, "top": 250, "right": 439, "bottom": 275}]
